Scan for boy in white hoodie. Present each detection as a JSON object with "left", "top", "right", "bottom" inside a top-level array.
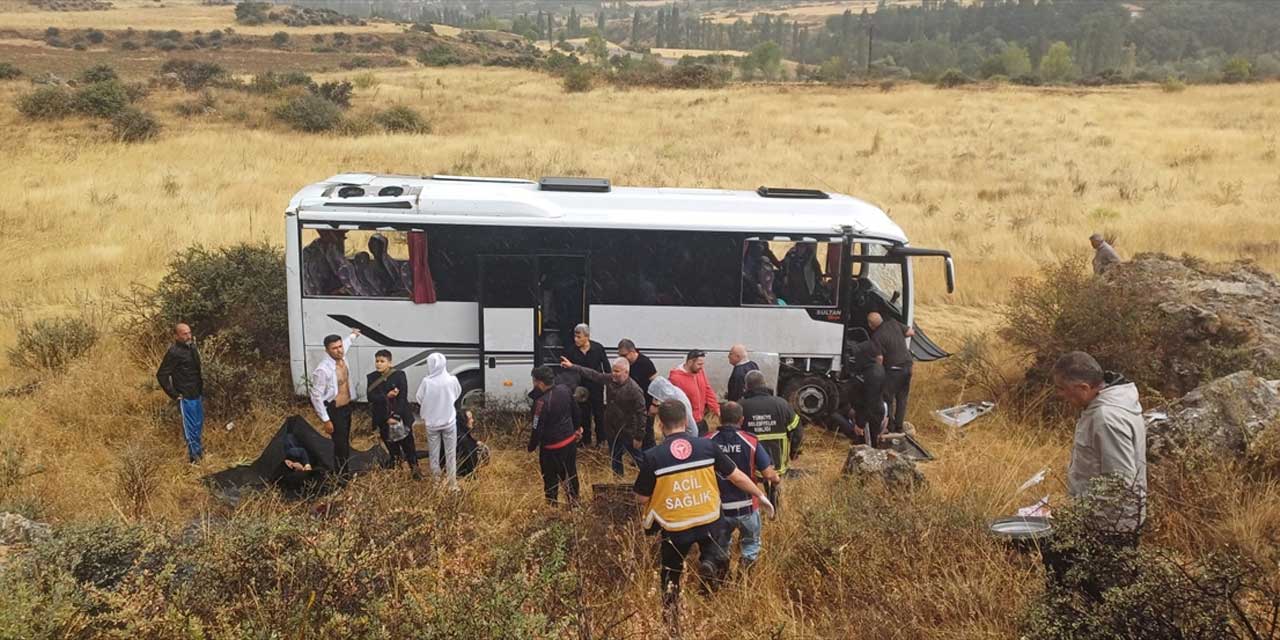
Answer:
[{"left": 415, "top": 353, "right": 462, "bottom": 490}]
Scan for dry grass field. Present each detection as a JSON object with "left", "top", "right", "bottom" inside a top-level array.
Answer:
[
  {"left": 0, "top": 0, "right": 404, "bottom": 35},
  {"left": 1, "top": 45, "right": 1279, "bottom": 637},
  {"left": 706, "top": 0, "right": 926, "bottom": 25}
]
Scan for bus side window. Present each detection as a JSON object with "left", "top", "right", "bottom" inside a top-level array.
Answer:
[
  {"left": 741, "top": 238, "right": 841, "bottom": 307},
  {"left": 301, "top": 226, "right": 424, "bottom": 299}
]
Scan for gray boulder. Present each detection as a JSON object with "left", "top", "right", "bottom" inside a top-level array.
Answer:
[
  {"left": 1147, "top": 371, "right": 1280, "bottom": 461},
  {"left": 841, "top": 445, "right": 925, "bottom": 490},
  {"left": 0, "top": 512, "right": 51, "bottom": 545}
]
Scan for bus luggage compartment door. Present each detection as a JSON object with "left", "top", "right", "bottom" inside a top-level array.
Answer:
[{"left": 479, "top": 255, "right": 537, "bottom": 404}]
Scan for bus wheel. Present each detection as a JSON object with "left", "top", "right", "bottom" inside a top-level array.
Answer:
[
  {"left": 784, "top": 375, "right": 838, "bottom": 424},
  {"left": 459, "top": 371, "right": 485, "bottom": 411}
]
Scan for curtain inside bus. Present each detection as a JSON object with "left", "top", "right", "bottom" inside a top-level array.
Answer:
[{"left": 408, "top": 231, "right": 436, "bottom": 304}]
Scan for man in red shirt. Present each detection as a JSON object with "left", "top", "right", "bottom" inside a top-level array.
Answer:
[{"left": 669, "top": 350, "right": 720, "bottom": 435}]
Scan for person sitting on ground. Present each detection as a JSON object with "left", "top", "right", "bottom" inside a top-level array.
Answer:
[
  {"left": 669, "top": 350, "right": 720, "bottom": 435},
  {"left": 282, "top": 430, "right": 312, "bottom": 472},
  {"left": 726, "top": 344, "right": 760, "bottom": 402},
  {"left": 561, "top": 355, "right": 647, "bottom": 477},
  {"left": 740, "top": 370, "right": 802, "bottom": 476},
  {"left": 634, "top": 400, "right": 774, "bottom": 631},
  {"left": 1090, "top": 233, "right": 1121, "bottom": 275},
  {"left": 705, "top": 401, "right": 779, "bottom": 578}
]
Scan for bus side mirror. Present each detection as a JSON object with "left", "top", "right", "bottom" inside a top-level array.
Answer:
[{"left": 945, "top": 257, "right": 956, "bottom": 294}]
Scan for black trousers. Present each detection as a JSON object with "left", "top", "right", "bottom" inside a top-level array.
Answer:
[
  {"left": 660, "top": 531, "right": 726, "bottom": 608},
  {"left": 579, "top": 395, "right": 606, "bottom": 446},
  {"left": 883, "top": 365, "right": 913, "bottom": 433},
  {"left": 385, "top": 431, "right": 418, "bottom": 468},
  {"left": 856, "top": 366, "right": 886, "bottom": 447},
  {"left": 326, "top": 402, "right": 353, "bottom": 472},
  {"left": 539, "top": 443, "right": 579, "bottom": 505},
  {"left": 642, "top": 414, "right": 656, "bottom": 450},
  {"left": 695, "top": 419, "right": 709, "bottom": 437}
]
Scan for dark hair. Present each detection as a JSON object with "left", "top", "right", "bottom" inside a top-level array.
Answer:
[
  {"left": 657, "top": 399, "right": 687, "bottom": 430},
  {"left": 323, "top": 334, "right": 343, "bottom": 348},
  {"left": 721, "top": 401, "right": 743, "bottom": 427},
  {"left": 618, "top": 338, "right": 637, "bottom": 352},
  {"left": 374, "top": 349, "right": 392, "bottom": 360},
  {"left": 531, "top": 366, "right": 555, "bottom": 386},
  {"left": 745, "top": 369, "right": 767, "bottom": 390},
  {"left": 686, "top": 349, "right": 706, "bottom": 361},
  {"left": 1052, "top": 351, "right": 1105, "bottom": 386}
]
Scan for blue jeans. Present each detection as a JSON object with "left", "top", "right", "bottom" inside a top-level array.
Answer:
[
  {"left": 714, "top": 510, "right": 763, "bottom": 562},
  {"left": 180, "top": 397, "right": 204, "bottom": 461}
]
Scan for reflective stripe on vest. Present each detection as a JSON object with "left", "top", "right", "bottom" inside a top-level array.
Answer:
[{"left": 642, "top": 460, "right": 721, "bottom": 532}]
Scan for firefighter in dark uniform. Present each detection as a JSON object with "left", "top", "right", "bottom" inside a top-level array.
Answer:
[
  {"left": 740, "top": 370, "right": 802, "bottom": 475},
  {"left": 634, "top": 400, "right": 775, "bottom": 629}
]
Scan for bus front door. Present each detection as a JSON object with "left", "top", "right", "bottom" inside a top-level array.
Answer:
[
  {"left": 534, "top": 254, "right": 588, "bottom": 366},
  {"left": 478, "top": 255, "right": 538, "bottom": 403}
]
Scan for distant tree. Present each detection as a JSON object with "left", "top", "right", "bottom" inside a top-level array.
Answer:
[
  {"left": 1039, "top": 41, "right": 1075, "bottom": 83},
  {"left": 631, "top": 9, "right": 641, "bottom": 47},
  {"left": 748, "top": 40, "right": 783, "bottom": 80},
  {"left": 585, "top": 33, "right": 609, "bottom": 65},
  {"left": 1222, "top": 56, "right": 1252, "bottom": 83},
  {"left": 271, "top": 31, "right": 289, "bottom": 48},
  {"left": 999, "top": 44, "right": 1032, "bottom": 77},
  {"left": 568, "top": 7, "right": 581, "bottom": 38}
]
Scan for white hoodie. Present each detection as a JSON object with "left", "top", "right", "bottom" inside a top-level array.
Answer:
[
  {"left": 647, "top": 376, "right": 699, "bottom": 439},
  {"left": 415, "top": 353, "right": 461, "bottom": 431}
]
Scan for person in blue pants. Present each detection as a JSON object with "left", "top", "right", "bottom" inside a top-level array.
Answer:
[{"left": 156, "top": 323, "right": 205, "bottom": 463}]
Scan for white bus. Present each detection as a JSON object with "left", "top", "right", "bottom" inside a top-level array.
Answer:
[{"left": 285, "top": 173, "right": 955, "bottom": 423}]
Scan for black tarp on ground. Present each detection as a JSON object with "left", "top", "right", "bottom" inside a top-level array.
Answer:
[{"left": 204, "top": 415, "right": 388, "bottom": 505}]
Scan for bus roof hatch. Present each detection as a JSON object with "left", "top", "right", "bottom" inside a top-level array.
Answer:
[
  {"left": 756, "top": 186, "right": 830, "bottom": 199},
  {"left": 539, "top": 176, "right": 611, "bottom": 193}
]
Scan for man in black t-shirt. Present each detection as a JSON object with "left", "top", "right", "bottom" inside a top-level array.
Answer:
[
  {"left": 566, "top": 323, "right": 609, "bottom": 446},
  {"left": 618, "top": 338, "right": 658, "bottom": 448},
  {"left": 869, "top": 311, "right": 915, "bottom": 433}
]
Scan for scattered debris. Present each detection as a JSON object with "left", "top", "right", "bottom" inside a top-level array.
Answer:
[
  {"left": 1146, "top": 370, "right": 1280, "bottom": 461},
  {"left": 1016, "top": 496, "right": 1051, "bottom": 518},
  {"left": 841, "top": 445, "right": 925, "bottom": 490},
  {"left": 881, "top": 432, "right": 934, "bottom": 461},
  {"left": 0, "top": 512, "right": 51, "bottom": 545},
  {"left": 933, "top": 401, "right": 995, "bottom": 428},
  {"left": 1017, "top": 467, "right": 1050, "bottom": 494}
]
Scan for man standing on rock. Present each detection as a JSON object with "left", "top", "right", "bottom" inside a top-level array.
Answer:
[
  {"left": 156, "top": 322, "right": 204, "bottom": 464},
  {"left": 1090, "top": 233, "right": 1121, "bottom": 275},
  {"left": 1047, "top": 351, "right": 1147, "bottom": 592}
]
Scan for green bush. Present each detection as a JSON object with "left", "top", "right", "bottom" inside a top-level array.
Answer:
[
  {"left": 0, "top": 62, "right": 22, "bottom": 80},
  {"left": 110, "top": 107, "right": 161, "bottom": 143},
  {"left": 234, "top": 1, "right": 270, "bottom": 25},
  {"left": 372, "top": 105, "right": 429, "bottom": 133},
  {"left": 247, "top": 70, "right": 316, "bottom": 94},
  {"left": 86, "top": 29, "right": 106, "bottom": 45},
  {"left": 273, "top": 93, "right": 343, "bottom": 132},
  {"left": 562, "top": 66, "right": 595, "bottom": 93},
  {"left": 271, "top": 31, "right": 289, "bottom": 47},
  {"left": 78, "top": 63, "right": 117, "bottom": 84},
  {"left": 73, "top": 80, "right": 132, "bottom": 118},
  {"left": 936, "top": 68, "right": 973, "bottom": 88},
  {"left": 1222, "top": 56, "right": 1252, "bottom": 84},
  {"left": 6, "top": 316, "right": 99, "bottom": 372},
  {"left": 125, "top": 242, "right": 287, "bottom": 361},
  {"left": 1160, "top": 75, "right": 1186, "bottom": 92},
  {"left": 16, "top": 86, "right": 75, "bottom": 120},
  {"left": 417, "top": 44, "right": 460, "bottom": 66},
  {"left": 312, "top": 80, "right": 353, "bottom": 108},
  {"left": 159, "top": 59, "right": 226, "bottom": 91}
]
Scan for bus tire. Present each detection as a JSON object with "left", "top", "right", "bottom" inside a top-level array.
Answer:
[
  {"left": 459, "top": 371, "right": 484, "bottom": 411},
  {"left": 782, "top": 375, "right": 838, "bottom": 424}
]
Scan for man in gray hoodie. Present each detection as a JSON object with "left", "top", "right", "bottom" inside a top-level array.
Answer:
[{"left": 1052, "top": 351, "right": 1147, "bottom": 532}]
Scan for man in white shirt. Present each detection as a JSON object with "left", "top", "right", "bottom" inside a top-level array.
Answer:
[{"left": 310, "top": 330, "right": 360, "bottom": 473}]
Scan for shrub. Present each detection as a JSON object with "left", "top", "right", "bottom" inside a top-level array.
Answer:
[
  {"left": 562, "top": 66, "right": 594, "bottom": 93},
  {"left": 1160, "top": 75, "right": 1186, "bottom": 93},
  {"left": 234, "top": 1, "right": 269, "bottom": 25},
  {"left": 159, "top": 59, "right": 226, "bottom": 91},
  {"left": 372, "top": 105, "right": 429, "bottom": 133},
  {"left": 155, "top": 39, "right": 178, "bottom": 51},
  {"left": 110, "top": 107, "right": 161, "bottom": 143},
  {"left": 78, "top": 63, "right": 117, "bottom": 84},
  {"left": 1222, "top": 56, "right": 1252, "bottom": 84},
  {"left": 174, "top": 91, "right": 216, "bottom": 116},
  {"left": 7, "top": 316, "right": 99, "bottom": 372},
  {"left": 119, "top": 40, "right": 139, "bottom": 51},
  {"left": 1011, "top": 73, "right": 1042, "bottom": 86},
  {"left": 16, "top": 86, "right": 74, "bottom": 119},
  {"left": 339, "top": 56, "right": 377, "bottom": 70},
  {"left": 273, "top": 93, "right": 343, "bottom": 132},
  {"left": 417, "top": 44, "right": 460, "bottom": 66},
  {"left": 73, "top": 79, "right": 132, "bottom": 118},
  {"left": 86, "top": 29, "right": 106, "bottom": 44},
  {"left": 247, "top": 70, "right": 316, "bottom": 94},
  {"left": 936, "top": 68, "right": 973, "bottom": 88},
  {"left": 270, "top": 31, "right": 289, "bottom": 47},
  {"left": 0, "top": 62, "right": 21, "bottom": 80},
  {"left": 350, "top": 72, "right": 378, "bottom": 89},
  {"left": 125, "top": 242, "right": 287, "bottom": 361},
  {"left": 312, "top": 80, "right": 353, "bottom": 108}
]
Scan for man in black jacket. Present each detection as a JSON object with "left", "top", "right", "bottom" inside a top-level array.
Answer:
[
  {"left": 529, "top": 366, "right": 582, "bottom": 506},
  {"left": 156, "top": 323, "right": 205, "bottom": 464},
  {"left": 366, "top": 349, "right": 422, "bottom": 480},
  {"left": 869, "top": 311, "right": 915, "bottom": 433},
  {"left": 618, "top": 338, "right": 658, "bottom": 448},
  {"left": 566, "top": 323, "right": 609, "bottom": 447}
]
